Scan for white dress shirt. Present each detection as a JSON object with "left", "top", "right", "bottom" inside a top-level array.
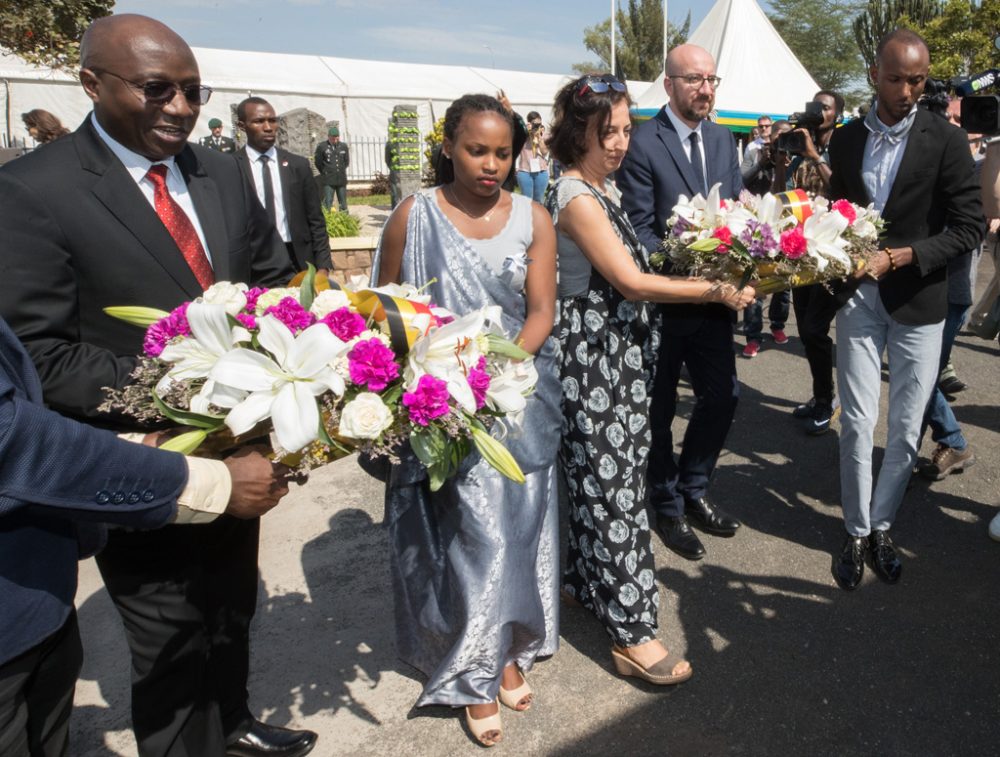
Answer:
[
  {"left": 245, "top": 144, "right": 290, "bottom": 242},
  {"left": 664, "top": 105, "right": 708, "bottom": 183},
  {"left": 90, "top": 114, "right": 213, "bottom": 265},
  {"left": 861, "top": 103, "right": 916, "bottom": 213}
]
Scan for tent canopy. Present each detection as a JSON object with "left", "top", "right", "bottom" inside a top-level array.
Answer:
[
  {"left": 633, "top": 0, "right": 820, "bottom": 130},
  {"left": 0, "top": 47, "right": 650, "bottom": 145}
]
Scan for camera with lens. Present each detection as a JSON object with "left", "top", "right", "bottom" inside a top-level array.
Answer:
[
  {"left": 776, "top": 101, "right": 824, "bottom": 155},
  {"left": 952, "top": 70, "right": 1000, "bottom": 134}
]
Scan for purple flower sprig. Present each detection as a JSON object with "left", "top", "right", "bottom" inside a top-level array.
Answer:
[
  {"left": 348, "top": 338, "right": 400, "bottom": 392},
  {"left": 403, "top": 374, "right": 451, "bottom": 426}
]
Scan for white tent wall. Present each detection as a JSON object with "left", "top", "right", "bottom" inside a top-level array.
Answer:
[{"left": 2, "top": 47, "right": 650, "bottom": 154}]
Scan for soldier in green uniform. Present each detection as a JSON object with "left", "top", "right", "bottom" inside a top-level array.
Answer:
[
  {"left": 199, "top": 117, "right": 236, "bottom": 153},
  {"left": 314, "top": 126, "right": 350, "bottom": 211}
]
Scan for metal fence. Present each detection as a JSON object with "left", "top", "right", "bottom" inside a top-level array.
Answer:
[{"left": 346, "top": 135, "right": 423, "bottom": 183}]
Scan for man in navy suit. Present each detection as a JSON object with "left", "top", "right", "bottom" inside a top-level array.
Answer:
[
  {"left": 234, "top": 97, "right": 333, "bottom": 275},
  {"left": 0, "top": 315, "right": 290, "bottom": 756},
  {"left": 618, "top": 44, "right": 744, "bottom": 561}
]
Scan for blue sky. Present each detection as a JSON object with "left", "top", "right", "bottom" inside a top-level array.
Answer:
[{"left": 111, "top": 0, "right": 740, "bottom": 74}]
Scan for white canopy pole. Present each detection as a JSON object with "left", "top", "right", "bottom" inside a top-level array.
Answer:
[
  {"left": 663, "top": 0, "right": 669, "bottom": 66},
  {"left": 610, "top": 0, "right": 616, "bottom": 75}
]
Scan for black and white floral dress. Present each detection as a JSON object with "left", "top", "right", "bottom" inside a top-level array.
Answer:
[{"left": 546, "top": 177, "right": 662, "bottom": 647}]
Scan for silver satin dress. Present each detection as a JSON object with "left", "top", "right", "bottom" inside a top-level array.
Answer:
[{"left": 370, "top": 190, "right": 562, "bottom": 707}]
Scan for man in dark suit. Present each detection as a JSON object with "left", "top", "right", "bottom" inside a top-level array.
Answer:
[
  {"left": 200, "top": 117, "right": 236, "bottom": 153},
  {"left": 234, "top": 96, "right": 332, "bottom": 274},
  {"left": 618, "top": 44, "right": 743, "bottom": 561},
  {"left": 0, "top": 316, "right": 290, "bottom": 757},
  {"left": 827, "top": 29, "right": 983, "bottom": 591},
  {"left": 0, "top": 14, "right": 316, "bottom": 757}
]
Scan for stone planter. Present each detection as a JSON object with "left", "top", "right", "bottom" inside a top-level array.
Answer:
[{"left": 328, "top": 236, "right": 379, "bottom": 283}]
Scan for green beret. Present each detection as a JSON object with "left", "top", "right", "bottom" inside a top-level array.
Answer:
[
  {"left": 208, "top": 118, "right": 223, "bottom": 129},
  {"left": 328, "top": 126, "right": 340, "bottom": 137}
]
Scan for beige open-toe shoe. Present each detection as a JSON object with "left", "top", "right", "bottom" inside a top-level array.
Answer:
[
  {"left": 498, "top": 669, "right": 533, "bottom": 711},
  {"left": 465, "top": 701, "right": 502, "bottom": 747}
]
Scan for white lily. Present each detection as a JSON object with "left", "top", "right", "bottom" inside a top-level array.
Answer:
[
  {"left": 803, "top": 210, "right": 852, "bottom": 271},
  {"left": 207, "top": 315, "right": 349, "bottom": 452},
  {"left": 756, "top": 192, "right": 798, "bottom": 232},
  {"left": 405, "top": 309, "right": 487, "bottom": 413},
  {"left": 485, "top": 357, "right": 538, "bottom": 414},
  {"left": 157, "top": 302, "right": 250, "bottom": 412}
]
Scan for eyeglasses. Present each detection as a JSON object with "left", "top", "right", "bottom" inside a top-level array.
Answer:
[
  {"left": 91, "top": 68, "right": 213, "bottom": 106},
  {"left": 668, "top": 74, "right": 722, "bottom": 89},
  {"left": 577, "top": 75, "right": 627, "bottom": 97}
]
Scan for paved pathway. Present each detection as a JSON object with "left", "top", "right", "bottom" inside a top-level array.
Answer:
[{"left": 72, "top": 259, "right": 1000, "bottom": 756}]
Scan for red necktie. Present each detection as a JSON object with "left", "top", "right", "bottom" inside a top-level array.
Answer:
[{"left": 146, "top": 164, "right": 215, "bottom": 290}]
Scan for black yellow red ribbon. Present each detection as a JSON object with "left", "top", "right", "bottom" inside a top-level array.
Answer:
[{"left": 775, "top": 188, "right": 813, "bottom": 225}]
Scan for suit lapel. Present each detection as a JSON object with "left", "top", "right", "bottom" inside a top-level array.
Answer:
[
  {"left": 78, "top": 123, "right": 203, "bottom": 296},
  {"left": 882, "top": 112, "right": 929, "bottom": 215},
  {"left": 835, "top": 120, "right": 872, "bottom": 206},
  {"left": 655, "top": 109, "right": 700, "bottom": 197},
  {"left": 177, "top": 148, "right": 231, "bottom": 282}
]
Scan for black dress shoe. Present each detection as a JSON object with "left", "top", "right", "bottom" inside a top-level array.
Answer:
[
  {"left": 833, "top": 534, "right": 867, "bottom": 591},
  {"left": 868, "top": 530, "right": 902, "bottom": 584},
  {"left": 227, "top": 721, "right": 318, "bottom": 757},
  {"left": 656, "top": 516, "right": 706, "bottom": 560},
  {"left": 684, "top": 497, "right": 740, "bottom": 536}
]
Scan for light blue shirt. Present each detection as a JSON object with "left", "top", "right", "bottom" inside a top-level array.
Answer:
[
  {"left": 861, "top": 103, "right": 917, "bottom": 212},
  {"left": 664, "top": 105, "right": 708, "bottom": 191}
]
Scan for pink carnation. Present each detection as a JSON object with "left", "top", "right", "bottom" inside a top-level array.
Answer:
[
  {"left": 235, "top": 312, "right": 257, "bottom": 330},
  {"left": 780, "top": 226, "right": 807, "bottom": 259},
  {"left": 467, "top": 357, "right": 491, "bottom": 410},
  {"left": 403, "top": 374, "right": 451, "bottom": 426},
  {"left": 321, "top": 307, "right": 367, "bottom": 341},
  {"left": 143, "top": 303, "right": 191, "bottom": 357},
  {"left": 244, "top": 287, "right": 267, "bottom": 313},
  {"left": 263, "top": 297, "right": 315, "bottom": 333},
  {"left": 348, "top": 338, "right": 400, "bottom": 391},
  {"left": 831, "top": 199, "right": 857, "bottom": 225},
  {"left": 712, "top": 226, "right": 733, "bottom": 254}
]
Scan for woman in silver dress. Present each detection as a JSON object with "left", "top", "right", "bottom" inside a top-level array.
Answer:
[{"left": 374, "top": 94, "right": 559, "bottom": 747}]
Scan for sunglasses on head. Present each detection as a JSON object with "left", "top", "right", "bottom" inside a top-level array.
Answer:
[
  {"left": 92, "top": 68, "right": 213, "bottom": 106},
  {"left": 577, "top": 74, "right": 627, "bottom": 97}
]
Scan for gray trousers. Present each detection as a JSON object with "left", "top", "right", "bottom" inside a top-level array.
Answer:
[{"left": 836, "top": 281, "right": 942, "bottom": 536}]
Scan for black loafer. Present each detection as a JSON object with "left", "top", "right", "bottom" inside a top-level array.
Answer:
[
  {"left": 833, "top": 534, "right": 867, "bottom": 591},
  {"left": 656, "top": 516, "right": 706, "bottom": 560},
  {"left": 227, "top": 721, "right": 318, "bottom": 757},
  {"left": 684, "top": 497, "right": 740, "bottom": 536},
  {"left": 868, "top": 530, "right": 902, "bottom": 584}
]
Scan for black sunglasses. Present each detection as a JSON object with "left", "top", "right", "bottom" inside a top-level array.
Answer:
[
  {"left": 577, "top": 74, "right": 627, "bottom": 97},
  {"left": 92, "top": 68, "right": 213, "bottom": 106}
]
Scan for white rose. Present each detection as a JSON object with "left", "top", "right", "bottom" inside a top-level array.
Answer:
[
  {"left": 338, "top": 392, "right": 394, "bottom": 439},
  {"left": 254, "top": 287, "right": 300, "bottom": 315},
  {"left": 309, "top": 289, "right": 351, "bottom": 318},
  {"left": 852, "top": 219, "right": 877, "bottom": 240},
  {"left": 201, "top": 281, "right": 248, "bottom": 315}
]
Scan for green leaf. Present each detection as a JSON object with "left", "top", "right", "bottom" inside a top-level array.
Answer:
[
  {"left": 688, "top": 237, "right": 723, "bottom": 252},
  {"left": 159, "top": 429, "right": 208, "bottom": 455},
  {"left": 486, "top": 334, "right": 531, "bottom": 360},
  {"left": 299, "top": 263, "right": 316, "bottom": 311},
  {"left": 152, "top": 393, "right": 226, "bottom": 430},
  {"left": 470, "top": 426, "right": 525, "bottom": 484},
  {"left": 103, "top": 306, "right": 170, "bottom": 328}
]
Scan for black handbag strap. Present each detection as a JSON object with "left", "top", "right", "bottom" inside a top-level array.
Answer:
[{"left": 577, "top": 180, "right": 652, "bottom": 274}]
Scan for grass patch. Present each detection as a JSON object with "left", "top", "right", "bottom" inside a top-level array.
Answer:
[{"left": 348, "top": 194, "right": 391, "bottom": 207}]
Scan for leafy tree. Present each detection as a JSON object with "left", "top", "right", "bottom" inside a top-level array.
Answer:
[
  {"left": 911, "top": 0, "right": 1000, "bottom": 79},
  {"left": 768, "top": 0, "right": 867, "bottom": 94},
  {"left": 0, "top": 0, "right": 113, "bottom": 69},
  {"left": 853, "top": 0, "right": 944, "bottom": 81},
  {"left": 575, "top": 0, "right": 691, "bottom": 80}
]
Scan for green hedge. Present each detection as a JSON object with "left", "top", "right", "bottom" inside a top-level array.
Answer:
[{"left": 323, "top": 208, "right": 361, "bottom": 238}]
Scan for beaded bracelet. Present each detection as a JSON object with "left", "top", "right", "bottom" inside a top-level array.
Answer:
[{"left": 885, "top": 247, "right": 897, "bottom": 271}]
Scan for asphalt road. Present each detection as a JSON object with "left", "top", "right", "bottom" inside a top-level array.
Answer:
[{"left": 72, "top": 258, "right": 1000, "bottom": 756}]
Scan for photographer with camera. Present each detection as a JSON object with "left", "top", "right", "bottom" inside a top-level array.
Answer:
[
  {"left": 775, "top": 91, "right": 846, "bottom": 435},
  {"left": 516, "top": 111, "right": 549, "bottom": 202}
]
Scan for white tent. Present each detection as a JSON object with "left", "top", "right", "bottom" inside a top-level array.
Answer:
[
  {"left": 634, "top": 0, "right": 820, "bottom": 129},
  {"left": 0, "top": 46, "right": 650, "bottom": 154}
]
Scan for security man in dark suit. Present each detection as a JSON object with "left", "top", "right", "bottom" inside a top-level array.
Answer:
[
  {"left": 200, "top": 116, "right": 236, "bottom": 152},
  {"left": 234, "top": 96, "right": 332, "bottom": 274},
  {"left": 0, "top": 14, "right": 315, "bottom": 757},
  {"left": 618, "top": 44, "right": 744, "bottom": 562},
  {"left": 314, "top": 125, "right": 350, "bottom": 211},
  {"left": 0, "top": 315, "right": 290, "bottom": 757}
]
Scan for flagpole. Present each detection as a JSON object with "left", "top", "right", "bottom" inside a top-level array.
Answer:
[
  {"left": 610, "top": 0, "right": 616, "bottom": 76},
  {"left": 663, "top": 0, "right": 669, "bottom": 67}
]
